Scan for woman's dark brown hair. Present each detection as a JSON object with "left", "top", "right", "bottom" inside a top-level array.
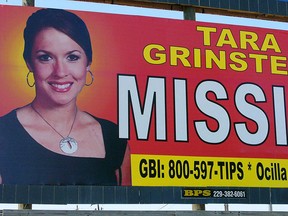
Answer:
[{"left": 23, "top": 8, "right": 92, "bottom": 65}]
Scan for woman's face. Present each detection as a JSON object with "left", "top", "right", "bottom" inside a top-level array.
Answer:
[{"left": 28, "top": 27, "right": 89, "bottom": 107}]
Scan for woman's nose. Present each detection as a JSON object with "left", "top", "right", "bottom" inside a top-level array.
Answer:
[{"left": 53, "top": 60, "right": 68, "bottom": 77}]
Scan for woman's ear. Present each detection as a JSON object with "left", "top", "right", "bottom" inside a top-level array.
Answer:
[
  {"left": 26, "top": 62, "right": 33, "bottom": 72},
  {"left": 86, "top": 64, "right": 91, "bottom": 71}
]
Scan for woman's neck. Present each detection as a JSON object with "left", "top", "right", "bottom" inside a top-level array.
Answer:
[{"left": 30, "top": 100, "right": 78, "bottom": 126}]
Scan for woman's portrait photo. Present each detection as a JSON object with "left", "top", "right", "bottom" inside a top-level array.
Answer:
[{"left": 0, "top": 7, "right": 131, "bottom": 186}]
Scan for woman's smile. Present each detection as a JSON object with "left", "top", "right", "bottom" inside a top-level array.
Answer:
[{"left": 49, "top": 81, "right": 73, "bottom": 92}]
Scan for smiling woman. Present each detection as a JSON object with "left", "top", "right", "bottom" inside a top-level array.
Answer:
[{"left": 0, "top": 8, "right": 131, "bottom": 186}]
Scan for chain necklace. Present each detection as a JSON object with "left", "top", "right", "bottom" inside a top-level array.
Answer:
[{"left": 31, "top": 104, "right": 78, "bottom": 154}]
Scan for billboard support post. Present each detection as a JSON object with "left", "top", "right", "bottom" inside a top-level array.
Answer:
[
  {"left": 18, "top": 204, "right": 32, "bottom": 210},
  {"left": 22, "top": 0, "right": 34, "bottom": 6},
  {"left": 183, "top": 6, "right": 196, "bottom": 21},
  {"left": 192, "top": 204, "right": 205, "bottom": 211}
]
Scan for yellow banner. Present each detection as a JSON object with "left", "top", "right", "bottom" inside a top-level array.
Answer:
[{"left": 131, "top": 154, "right": 288, "bottom": 187}]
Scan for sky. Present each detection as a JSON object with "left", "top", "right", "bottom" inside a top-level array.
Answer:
[{"left": 1, "top": 0, "right": 288, "bottom": 212}]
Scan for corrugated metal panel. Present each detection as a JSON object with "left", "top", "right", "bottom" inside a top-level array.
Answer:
[
  {"left": 0, "top": 185, "right": 287, "bottom": 204},
  {"left": 140, "top": 0, "right": 288, "bottom": 15},
  {"left": 73, "top": 0, "right": 288, "bottom": 20}
]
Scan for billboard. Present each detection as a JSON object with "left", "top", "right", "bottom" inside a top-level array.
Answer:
[{"left": 0, "top": 5, "right": 288, "bottom": 192}]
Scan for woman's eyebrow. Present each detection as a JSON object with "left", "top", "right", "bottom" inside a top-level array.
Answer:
[
  {"left": 67, "top": 50, "right": 82, "bottom": 54},
  {"left": 35, "top": 49, "right": 51, "bottom": 54}
]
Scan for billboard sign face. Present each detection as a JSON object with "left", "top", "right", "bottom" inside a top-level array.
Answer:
[{"left": 0, "top": 5, "right": 288, "bottom": 189}]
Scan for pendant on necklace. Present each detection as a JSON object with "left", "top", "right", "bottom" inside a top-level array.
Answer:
[{"left": 59, "top": 137, "right": 78, "bottom": 154}]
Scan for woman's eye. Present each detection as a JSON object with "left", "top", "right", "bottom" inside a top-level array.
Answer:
[
  {"left": 37, "top": 54, "right": 52, "bottom": 62},
  {"left": 67, "top": 54, "right": 80, "bottom": 61}
]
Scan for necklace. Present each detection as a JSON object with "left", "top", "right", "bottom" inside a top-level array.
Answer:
[{"left": 31, "top": 104, "right": 78, "bottom": 154}]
